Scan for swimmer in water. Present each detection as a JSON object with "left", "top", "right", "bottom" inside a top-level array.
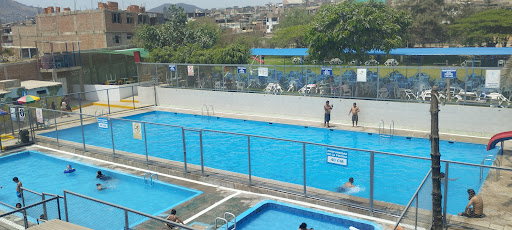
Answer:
[
  {"left": 337, "top": 177, "right": 355, "bottom": 193},
  {"left": 13, "top": 177, "right": 22, "bottom": 197},
  {"left": 96, "top": 171, "right": 112, "bottom": 180},
  {"left": 96, "top": 183, "right": 111, "bottom": 190}
]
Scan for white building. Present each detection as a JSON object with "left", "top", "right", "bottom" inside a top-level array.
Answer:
[{"left": 266, "top": 16, "right": 279, "bottom": 33}]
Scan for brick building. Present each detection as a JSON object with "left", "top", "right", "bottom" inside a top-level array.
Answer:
[{"left": 11, "top": 1, "right": 164, "bottom": 52}]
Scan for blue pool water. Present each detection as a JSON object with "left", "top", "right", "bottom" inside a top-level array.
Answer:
[
  {"left": 230, "top": 200, "right": 382, "bottom": 230},
  {"left": 40, "top": 111, "right": 494, "bottom": 214},
  {"left": 0, "top": 151, "right": 201, "bottom": 229}
]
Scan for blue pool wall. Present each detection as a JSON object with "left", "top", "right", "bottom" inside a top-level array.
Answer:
[{"left": 228, "top": 200, "right": 383, "bottom": 230}]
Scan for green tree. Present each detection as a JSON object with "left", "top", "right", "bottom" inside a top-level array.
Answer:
[
  {"left": 396, "top": 0, "right": 449, "bottom": 47},
  {"left": 276, "top": 8, "right": 312, "bottom": 29},
  {"left": 272, "top": 25, "right": 309, "bottom": 48},
  {"left": 305, "top": 1, "right": 411, "bottom": 61},
  {"left": 450, "top": 9, "right": 512, "bottom": 47}
]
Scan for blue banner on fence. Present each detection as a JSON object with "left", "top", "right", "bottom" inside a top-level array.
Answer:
[
  {"left": 441, "top": 69, "right": 457, "bottom": 79},
  {"left": 237, "top": 67, "right": 246, "bottom": 74},
  {"left": 168, "top": 64, "right": 176, "bottom": 72},
  {"left": 321, "top": 68, "right": 333, "bottom": 76},
  {"left": 326, "top": 148, "right": 348, "bottom": 166},
  {"left": 97, "top": 117, "right": 109, "bottom": 129}
]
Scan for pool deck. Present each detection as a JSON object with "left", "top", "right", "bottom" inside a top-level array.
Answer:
[
  {"left": 3, "top": 105, "right": 511, "bottom": 230},
  {"left": 27, "top": 220, "right": 92, "bottom": 230}
]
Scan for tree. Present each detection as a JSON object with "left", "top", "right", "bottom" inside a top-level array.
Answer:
[
  {"left": 305, "top": 1, "right": 411, "bottom": 61},
  {"left": 396, "top": 0, "right": 449, "bottom": 47},
  {"left": 276, "top": 7, "right": 312, "bottom": 30},
  {"left": 450, "top": 9, "right": 512, "bottom": 47},
  {"left": 272, "top": 25, "right": 309, "bottom": 48}
]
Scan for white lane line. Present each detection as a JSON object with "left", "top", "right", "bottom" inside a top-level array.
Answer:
[
  {"left": 0, "top": 217, "right": 24, "bottom": 230},
  {"left": 31, "top": 145, "right": 399, "bottom": 227},
  {"left": 183, "top": 191, "right": 241, "bottom": 224}
]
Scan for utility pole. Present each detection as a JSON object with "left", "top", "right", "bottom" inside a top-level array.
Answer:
[{"left": 430, "top": 85, "right": 443, "bottom": 229}]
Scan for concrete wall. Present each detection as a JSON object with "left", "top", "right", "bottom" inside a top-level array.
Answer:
[
  {"left": 0, "top": 60, "right": 39, "bottom": 81},
  {"left": 139, "top": 87, "right": 512, "bottom": 137},
  {"left": 72, "top": 84, "right": 138, "bottom": 102}
]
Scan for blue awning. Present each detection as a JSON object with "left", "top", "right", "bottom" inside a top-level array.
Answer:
[{"left": 251, "top": 47, "right": 512, "bottom": 56}]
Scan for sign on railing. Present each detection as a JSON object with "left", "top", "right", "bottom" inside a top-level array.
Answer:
[
  {"left": 97, "top": 117, "right": 108, "bottom": 129},
  {"left": 326, "top": 148, "right": 348, "bottom": 166},
  {"left": 133, "top": 122, "right": 142, "bottom": 140},
  {"left": 441, "top": 69, "right": 457, "bottom": 79}
]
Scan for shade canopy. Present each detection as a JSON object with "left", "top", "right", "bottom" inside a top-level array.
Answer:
[{"left": 17, "top": 95, "right": 40, "bottom": 104}]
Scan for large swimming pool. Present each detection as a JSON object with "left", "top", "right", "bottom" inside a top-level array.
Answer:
[
  {"left": 40, "top": 111, "right": 494, "bottom": 214},
  {"left": 0, "top": 151, "right": 201, "bottom": 229}
]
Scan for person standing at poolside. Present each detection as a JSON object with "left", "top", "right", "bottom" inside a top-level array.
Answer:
[
  {"left": 348, "top": 103, "right": 360, "bottom": 127},
  {"left": 13, "top": 177, "right": 22, "bottom": 197},
  {"left": 324, "top": 101, "right": 333, "bottom": 127}
]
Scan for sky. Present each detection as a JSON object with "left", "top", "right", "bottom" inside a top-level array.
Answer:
[{"left": 15, "top": 0, "right": 282, "bottom": 11}]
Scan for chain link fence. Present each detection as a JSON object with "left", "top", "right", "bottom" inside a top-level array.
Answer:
[{"left": 139, "top": 63, "right": 510, "bottom": 107}]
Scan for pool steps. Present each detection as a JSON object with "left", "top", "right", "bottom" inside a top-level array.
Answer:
[
  {"left": 378, "top": 120, "right": 395, "bottom": 138},
  {"left": 143, "top": 172, "right": 158, "bottom": 185},
  {"left": 214, "top": 212, "right": 236, "bottom": 230}
]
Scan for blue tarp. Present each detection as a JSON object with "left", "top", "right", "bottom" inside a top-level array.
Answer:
[{"left": 251, "top": 47, "right": 512, "bottom": 56}]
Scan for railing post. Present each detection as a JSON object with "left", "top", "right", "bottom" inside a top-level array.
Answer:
[
  {"left": 124, "top": 210, "right": 129, "bottom": 230},
  {"left": 21, "top": 189, "right": 26, "bottom": 207},
  {"left": 248, "top": 136, "right": 251, "bottom": 186},
  {"left": 63, "top": 191, "right": 69, "bottom": 222},
  {"left": 415, "top": 193, "right": 418, "bottom": 230},
  {"left": 132, "top": 86, "right": 135, "bottom": 110},
  {"left": 200, "top": 130, "right": 204, "bottom": 176},
  {"left": 27, "top": 107, "right": 35, "bottom": 142},
  {"left": 54, "top": 110, "right": 59, "bottom": 146},
  {"left": 106, "top": 89, "right": 111, "bottom": 114},
  {"left": 110, "top": 118, "right": 115, "bottom": 159},
  {"left": 79, "top": 93, "right": 86, "bottom": 152},
  {"left": 10, "top": 109, "right": 15, "bottom": 136},
  {"left": 370, "top": 151, "right": 374, "bottom": 216},
  {"left": 42, "top": 194, "right": 48, "bottom": 221},
  {"left": 303, "top": 143, "right": 306, "bottom": 197},
  {"left": 182, "top": 128, "right": 187, "bottom": 173},
  {"left": 443, "top": 162, "right": 449, "bottom": 228},
  {"left": 56, "top": 195, "right": 62, "bottom": 220},
  {"left": 376, "top": 67, "right": 380, "bottom": 100},
  {"left": 143, "top": 122, "right": 148, "bottom": 164}
]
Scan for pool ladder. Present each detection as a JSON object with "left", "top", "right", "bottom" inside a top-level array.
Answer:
[
  {"left": 480, "top": 155, "right": 501, "bottom": 182},
  {"left": 214, "top": 212, "right": 236, "bottom": 229},
  {"left": 143, "top": 172, "right": 158, "bottom": 185},
  {"left": 378, "top": 120, "right": 394, "bottom": 137},
  {"left": 201, "top": 104, "right": 215, "bottom": 120},
  {"left": 95, "top": 109, "right": 108, "bottom": 117}
]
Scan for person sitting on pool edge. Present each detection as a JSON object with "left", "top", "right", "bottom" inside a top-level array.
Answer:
[
  {"left": 13, "top": 177, "right": 22, "bottom": 197},
  {"left": 96, "top": 171, "right": 111, "bottom": 180},
  {"left": 458, "top": 189, "right": 484, "bottom": 218},
  {"left": 165, "top": 209, "right": 185, "bottom": 229},
  {"left": 299, "top": 222, "right": 314, "bottom": 230}
]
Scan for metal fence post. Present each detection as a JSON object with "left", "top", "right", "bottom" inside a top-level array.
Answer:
[
  {"left": 415, "top": 193, "right": 419, "bottom": 230},
  {"left": 52, "top": 110, "right": 60, "bottom": 146},
  {"left": 124, "top": 210, "right": 129, "bottom": 230},
  {"left": 78, "top": 93, "right": 86, "bottom": 152},
  {"left": 106, "top": 89, "right": 111, "bottom": 114},
  {"left": 443, "top": 162, "right": 449, "bottom": 227},
  {"left": 110, "top": 118, "right": 115, "bottom": 159},
  {"left": 376, "top": 67, "right": 380, "bottom": 100},
  {"left": 303, "top": 143, "right": 306, "bottom": 197},
  {"left": 42, "top": 194, "right": 48, "bottom": 220},
  {"left": 200, "top": 130, "right": 204, "bottom": 176},
  {"left": 182, "top": 128, "right": 187, "bottom": 173},
  {"left": 63, "top": 192, "right": 69, "bottom": 222},
  {"left": 28, "top": 107, "right": 35, "bottom": 142},
  {"left": 10, "top": 110, "right": 14, "bottom": 136},
  {"left": 131, "top": 86, "right": 135, "bottom": 110},
  {"left": 248, "top": 136, "right": 251, "bottom": 186},
  {"left": 370, "top": 151, "right": 374, "bottom": 216},
  {"left": 143, "top": 122, "right": 148, "bottom": 164},
  {"left": 56, "top": 195, "right": 62, "bottom": 220}
]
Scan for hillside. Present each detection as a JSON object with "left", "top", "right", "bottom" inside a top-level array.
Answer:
[
  {"left": 149, "top": 3, "right": 203, "bottom": 13},
  {"left": 0, "top": 0, "right": 41, "bottom": 23}
]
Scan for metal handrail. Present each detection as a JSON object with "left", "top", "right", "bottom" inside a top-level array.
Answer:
[
  {"left": 215, "top": 217, "right": 228, "bottom": 230},
  {"left": 143, "top": 172, "right": 151, "bottom": 183},
  {"left": 390, "top": 120, "right": 394, "bottom": 136},
  {"left": 379, "top": 120, "right": 384, "bottom": 135},
  {"left": 63, "top": 190, "right": 195, "bottom": 230},
  {"left": 224, "top": 212, "right": 236, "bottom": 229},
  {"left": 480, "top": 153, "right": 501, "bottom": 182},
  {"left": 150, "top": 173, "right": 159, "bottom": 185},
  {"left": 393, "top": 168, "right": 432, "bottom": 230},
  {"left": 0, "top": 196, "right": 59, "bottom": 218},
  {"left": 0, "top": 200, "right": 15, "bottom": 209},
  {"left": 209, "top": 105, "right": 215, "bottom": 116}
]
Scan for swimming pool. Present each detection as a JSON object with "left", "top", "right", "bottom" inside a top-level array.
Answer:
[
  {"left": 228, "top": 200, "right": 382, "bottom": 230},
  {"left": 40, "top": 111, "right": 494, "bottom": 214},
  {"left": 0, "top": 151, "right": 201, "bottom": 229}
]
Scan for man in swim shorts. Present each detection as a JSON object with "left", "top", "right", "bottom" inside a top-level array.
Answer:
[
  {"left": 458, "top": 189, "right": 484, "bottom": 218},
  {"left": 324, "top": 101, "right": 333, "bottom": 127},
  {"left": 13, "top": 177, "right": 22, "bottom": 197},
  {"left": 165, "top": 209, "right": 185, "bottom": 229},
  {"left": 348, "top": 103, "right": 360, "bottom": 127}
]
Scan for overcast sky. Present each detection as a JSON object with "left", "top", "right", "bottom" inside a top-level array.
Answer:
[{"left": 16, "top": 0, "right": 282, "bottom": 11}]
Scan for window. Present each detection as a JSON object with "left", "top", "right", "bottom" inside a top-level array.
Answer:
[
  {"left": 127, "top": 13, "right": 134, "bottom": 24},
  {"left": 127, "top": 33, "right": 133, "bottom": 40},
  {"left": 113, "top": 35, "right": 121, "bottom": 44},
  {"left": 112, "top": 13, "right": 121, "bottom": 23},
  {"left": 138, "top": 15, "right": 147, "bottom": 24}
]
